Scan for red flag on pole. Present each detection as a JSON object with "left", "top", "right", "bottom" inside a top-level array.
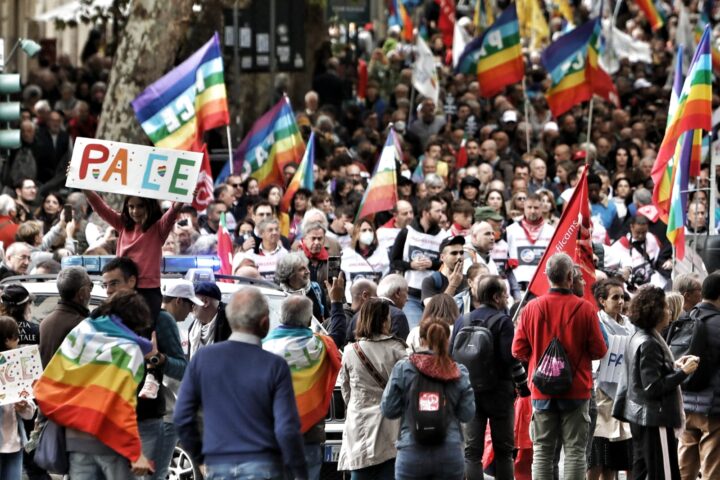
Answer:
[
  {"left": 192, "top": 143, "right": 214, "bottom": 211},
  {"left": 456, "top": 137, "right": 468, "bottom": 169},
  {"left": 437, "top": 0, "right": 455, "bottom": 49},
  {"left": 217, "top": 212, "right": 233, "bottom": 279},
  {"left": 527, "top": 167, "right": 596, "bottom": 304}
]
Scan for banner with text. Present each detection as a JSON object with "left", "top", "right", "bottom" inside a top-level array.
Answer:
[
  {"left": 66, "top": 137, "right": 203, "bottom": 202},
  {"left": 0, "top": 345, "right": 43, "bottom": 406}
]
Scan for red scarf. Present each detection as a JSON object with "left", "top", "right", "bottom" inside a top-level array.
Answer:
[
  {"left": 519, "top": 217, "right": 545, "bottom": 245},
  {"left": 301, "top": 241, "right": 329, "bottom": 262}
]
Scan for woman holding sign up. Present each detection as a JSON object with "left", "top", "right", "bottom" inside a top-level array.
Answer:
[
  {"left": 85, "top": 191, "right": 182, "bottom": 320},
  {"left": 588, "top": 278, "right": 634, "bottom": 480}
]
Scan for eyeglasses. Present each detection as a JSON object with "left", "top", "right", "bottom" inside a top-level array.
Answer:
[{"left": 231, "top": 183, "right": 242, "bottom": 188}]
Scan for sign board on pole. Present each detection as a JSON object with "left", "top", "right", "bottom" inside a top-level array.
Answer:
[
  {"left": 0, "top": 345, "right": 42, "bottom": 406},
  {"left": 66, "top": 137, "right": 202, "bottom": 203}
]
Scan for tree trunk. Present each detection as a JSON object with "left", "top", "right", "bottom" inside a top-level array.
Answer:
[{"left": 95, "top": 0, "right": 194, "bottom": 208}]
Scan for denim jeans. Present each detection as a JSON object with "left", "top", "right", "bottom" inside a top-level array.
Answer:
[
  {"left": 149, "top": 421, "right": 177, "bottom": 480},
  {"left": 0, "top": 450, "right": 23, "bottom": 480},
  {"left": 464, "top": 390, "right": 515, "bottom": 480},
  {"left": 402, "top": 296, "right": 424, "bottom": 330},
  {"left": 68, "top": 452, "right": 134, "bottom": 480},
  {"left": 304, "top": 442, "right": 322, "bottom": 480},
  {"left": 395, "top": 443, "right": 465, "bottom": 480},
  {"left": 530, "top": 400, "right": 590, "bottom": 480},
  {"left": 206, "top": 461, "right": 285, "bottom": 480},
  {"left": 351, "top": 458, "right": 395, "bottom": 480},
  {"left": 138, "top": 418, "right": 164, "bottom": 480}
]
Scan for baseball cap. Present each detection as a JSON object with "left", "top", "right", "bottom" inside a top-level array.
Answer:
[
  {"left": 501, "top": 110, "right": 518, "bottom": 123},
  {"left": 162, "top": 280, "right": 204, "bottom": 306},
  {"left": 633, "top": 78, "right": 652, "bottom": 89},
  {"left": 475, "top": 206, "right": 504, "bottom": 222},
  {"left": 439, "top": 235, "right": 466, "bottom": 252},
  {"left": 194, "top": 282, "right": 222, "bottom": 302},
  {"left": 573, "top": 150, "right": 587, "bottom": 161},
  {"left": 0, "top": 284, "right": 31, "bottom": 306}
]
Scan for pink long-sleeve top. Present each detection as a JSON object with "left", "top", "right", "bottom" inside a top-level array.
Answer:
[{"left": 86, "top": 191, "right": 178, "bottom": 289}]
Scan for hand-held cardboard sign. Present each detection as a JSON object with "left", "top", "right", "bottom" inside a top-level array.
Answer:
[
  {"left": 66, "top": 137, "right": 203, "bottom": 202},
  {"left": 0, "top": 345, "right": 42, "bottom": 406}
]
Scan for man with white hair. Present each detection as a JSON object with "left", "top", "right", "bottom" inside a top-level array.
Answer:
[
  {"left": 298, "top": 208, "right": 341, "bottom": 255},
  {"left": 264, "top": 294, "right": 342, "bottom": 480},
  {"left": 346, "top": 274, "right": 411, "bottom": 343},
  {"left": 0, "top": 242, "right": 32, "bottom": 279},
  {"left": 512, "top": 253, "right": 607, "bottom": 480},
  {"left": 175, "top": 287, "right": 308, "bottom": 480},
  {"left": 240, "top": 218, "right": 288, "bottom": 281},
  {"left": 0, "top": 194, "right": 18, "bottom": 248},
  {"left": 424, "top": 173, "right": 446, "bottom": 196}
]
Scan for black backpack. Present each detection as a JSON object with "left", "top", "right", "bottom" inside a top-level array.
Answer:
[
  {"left": 667, "top": 306, "right": 718, "bottom": 392},
  {"left": 409, "top": 370, "right": 449, "bottom": 445},
  {"left": 452, "top": 311, "right": 504, "bottom": 391}
]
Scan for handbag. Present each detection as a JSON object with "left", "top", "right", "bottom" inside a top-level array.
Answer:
[
  {"left": 33, "top": 419, "right": 69, "bottom": 474},
  {"left": 532, "top": 301, "right": 582, "bottom": 396}
]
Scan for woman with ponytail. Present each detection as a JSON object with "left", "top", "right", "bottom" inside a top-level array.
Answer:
[{"left": 381, "top": 317, "right": 475, "bottom": 480}]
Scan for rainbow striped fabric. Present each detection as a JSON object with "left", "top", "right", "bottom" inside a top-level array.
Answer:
[
  {"left": 651, "top": 26, "right": 712, "bottom": 203},
  {"left": 281, "top": 131, "right": 315, "bottom": 212},
  {"left": 218, "top": 97, "right": 305, "bottom": 188},
  {"left": 636, "top": 0, "right": 664, "bottom": 31},
  {"left": 666, "top": 129, "right": 702, "bottom": 260},
  {"left": 457, "top": 4, "right": 523, "bottom": 98},
  {"left": 34, "top": 316, "right": 152, "bottom": 462},
  {"left": 695, "top": 8, "right": 720, "bottom": 79},
  {"left": 389, "top": 0, "right": 414, "bottom": 42},
  {"left": 473, "top": 0, "right": 495, "bottom": 31},
  {"left": 540, "top": 17, "right": 618, "bottom": 118},
  {"left": 356, "top": 129, "right": 400, "bottom": 220},
  {"left": 263, "top": 327, "right": 341, "bottom": 434},
  {"left": 132, "top": 33, "right": 229, "bottom": 151}
]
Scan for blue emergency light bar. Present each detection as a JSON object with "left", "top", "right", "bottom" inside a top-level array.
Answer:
[{"left": 61, "top": 256, "right": 221, "bottom": 274}]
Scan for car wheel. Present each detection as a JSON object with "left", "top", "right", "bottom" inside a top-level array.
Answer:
[{"left": 168, "top": 445, "right": 201, "bottom": 480}]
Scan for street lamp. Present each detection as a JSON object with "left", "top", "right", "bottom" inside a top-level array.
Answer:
[
  {"left": 6, "top": 38, "right": 42, "bottom": 64},
  {"left": 0, "top": 38, "right": 41, "bottom": 149}
]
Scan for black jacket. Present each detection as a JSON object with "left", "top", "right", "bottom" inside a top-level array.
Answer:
[
  {"left": 679, "top": 302, "right": 720, "bottom": 416},
  {"left": 613, "top": 329, "right": 687, "bottom": 428}
]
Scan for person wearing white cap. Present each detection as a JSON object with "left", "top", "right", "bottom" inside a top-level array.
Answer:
[{"left": 151, "top": 280, "right": 200, "bottom": 480}]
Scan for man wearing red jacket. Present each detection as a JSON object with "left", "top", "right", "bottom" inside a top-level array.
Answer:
[{"left": 512, "top": 253, "right": 607, "bottom": 480}]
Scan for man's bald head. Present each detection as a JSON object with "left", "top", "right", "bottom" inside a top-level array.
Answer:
[
  {"left": 226, "top": 287, "right": 269, "bottom": 336},
  {"left": 350, "top": 279, "right": 377, "bottom": 309}
]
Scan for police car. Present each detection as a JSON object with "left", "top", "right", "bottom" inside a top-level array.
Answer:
[{"left": 2, "top": 255, "right": 344, "bottom": 480}]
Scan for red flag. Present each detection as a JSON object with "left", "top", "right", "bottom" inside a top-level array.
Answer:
[
  {"left": 192, "top": 143, "right": 214, "bottom": 211},
  {"left": 217, "top": 212, "right": 233, "bottom": 278},
  {"left": 357, "top": 59, "right": 368, "bottom": 101},
  {"left": 456, "top": 137, "right": 468, "bottom": 169},
  {"left": 436, "top": 0, "right": 455, "bottom": 49},
  {"left": 528, "top": 168, "right": 596, "bottom": 304}
]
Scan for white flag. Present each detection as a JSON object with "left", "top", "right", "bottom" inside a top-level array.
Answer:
[
  {"left": 452, "top": 19, "right": 472, "bottom": 68},
  {"left": 412, "top": 36, "right": 440, "bottom": 104},
  {"left": 600, "top": 20, "right": 652, "bottom": 74}
]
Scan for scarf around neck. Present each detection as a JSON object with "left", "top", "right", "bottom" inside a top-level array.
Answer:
[
  {"left": 301, "top": 241, "right": 329, "bottom": 261},
  {"left": 520, "top": 216, "right": 546, "bottom": 244}
]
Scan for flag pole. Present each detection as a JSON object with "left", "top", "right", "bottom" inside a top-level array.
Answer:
[
  {"left": 226, "top": 126, "right": 234, "bottom": 175},
  {"left": 710, "top": 127, "right": 717, "bottom": 235},
  {"left": 522, "top": 77, "right": 531, "bottom": 153},
  {"left": 585, "top": 97, "right": 595, "bottom": 163}
]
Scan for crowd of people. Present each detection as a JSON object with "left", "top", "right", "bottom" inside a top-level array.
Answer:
[{"left": 0, "top": 1, "right": 719, "bottom": 480}]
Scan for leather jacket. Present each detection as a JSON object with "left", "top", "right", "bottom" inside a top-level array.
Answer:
[{"left": 613, "top": 328, "right": 687, "bottom": 428}]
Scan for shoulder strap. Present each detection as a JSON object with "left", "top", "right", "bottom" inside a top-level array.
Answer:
[
  {"left": 432, "top": 271, "right": 443, "bottom": 290},
  {"left": 353, "top": 342, "right": 387, "bottom": 389}
]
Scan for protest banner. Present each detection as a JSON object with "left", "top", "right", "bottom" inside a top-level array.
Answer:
[
  {"left": 0, "top": 345, "right": 42, "bottom": 406},
  {"left": 66, "top": 137, "right": 203, "bottom": 203},
  {"left": 597, "top": 334, "right": 628, "bottom": 386}
]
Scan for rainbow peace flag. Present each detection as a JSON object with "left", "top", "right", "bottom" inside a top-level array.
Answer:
[
  {"left": 636, "top": 0, "right": 664, "bottom": 31},
  {"left": 263, "top": 327, "right": 341, "bottom": 433},
  {"left": 457, "top": 4, "right": 523, "bottom": 98},
  {"left": 217, "top": 97, "right": 305, "bottom": 188},
  {"left": 34, "top": 316, "right": 152, "bottom": 462},
  {"left": 651, "top": 26, "right": 712, "bottom": 202},
  {"left": 281, "top": 131, "right": 315, "bottom": 212},
  {"left": 389, "top": 0, "right": 414, "bottom": 42},
  {"left": 666, "top": 129, "right": 702, "bottom": 260},
  {"left": 132, "top": 33, "right": 229, "bottom": 151},
  {"left": 540, "top": 16, "right": 619, "bottom": 118},
  {"left": 356, "top": 129, "right": 400, "bottom": 221},
  {"left": 695, "top": 8, "right": 720, "bottom": 79}
]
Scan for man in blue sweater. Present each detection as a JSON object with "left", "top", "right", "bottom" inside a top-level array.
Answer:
[{"left": 174, "top": 287, "right": 308, "bottom": 480}]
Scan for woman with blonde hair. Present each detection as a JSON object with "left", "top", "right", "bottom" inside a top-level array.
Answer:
[
  {"left": 665, "top": 291, "right": 685, "bottom": 326},
  {"left": 338, "top": 298, "right": 407, "bottom": 479},
  {"left": 406, "top": 294, "right": 459, "bottom": 352}
]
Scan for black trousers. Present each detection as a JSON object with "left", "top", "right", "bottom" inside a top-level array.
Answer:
[
  {"left": 630, "top": 423, "right": 681, "bottom": 480},
  {"left": 464, "top": 388, "right": 515, "bottom": 480}
]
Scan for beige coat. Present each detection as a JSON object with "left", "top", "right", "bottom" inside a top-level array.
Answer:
[{"left": 337, "top": 335, "right": 407, "bottom": 471}]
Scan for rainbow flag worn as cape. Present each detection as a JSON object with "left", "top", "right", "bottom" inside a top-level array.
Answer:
[
  {"left": 132, "top": 33, "right": 229, "bottom": 151},
  {"left": 456, "top": 4, "right": 524, "bottom": 98},
  {"left": 34, "top": 316, "right": 152, "bottom": 462},
  {"left": 217, "top": 98, "right": 305, "bottom": 187},
  {"left": 263, "top": 327, "right": 341, "bottom": 433},
  {"left": 281, "top": 131, "right": 315, "bottom": 212},
  {"left": 356, "top": 129, "right": 400, "bottom": 221},
  {"left": 636, "top": 0, "right": 665, "bottom": 32},
  {"left": 540, "top": 16, "right": 619, "bottom": 118},
  {"left": 651, "top": 26, "right": 712, "bottom": 205}
]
